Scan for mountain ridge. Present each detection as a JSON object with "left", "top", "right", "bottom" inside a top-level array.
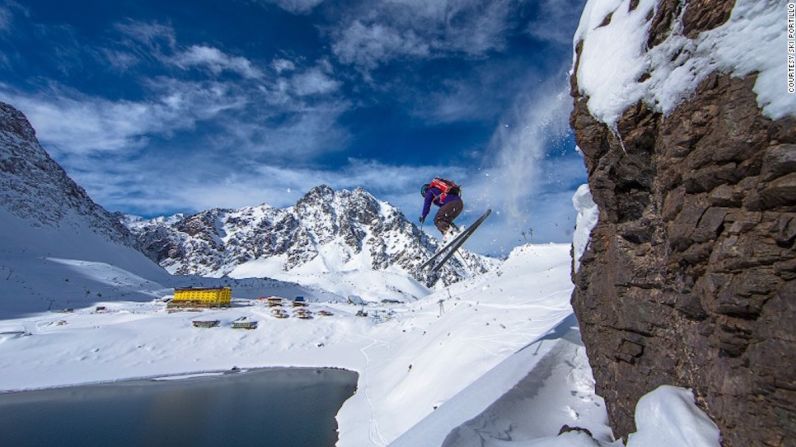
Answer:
[{"left": 125, "top": 185, "right": 496, "bottom": 300}]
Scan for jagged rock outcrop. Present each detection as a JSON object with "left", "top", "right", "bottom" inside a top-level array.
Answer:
[
  {"left": 125, "top": 185, "right": 494, "bottom": 289},
  {"left": 570, "top": 1, "right": 795, "bottom": 446}
]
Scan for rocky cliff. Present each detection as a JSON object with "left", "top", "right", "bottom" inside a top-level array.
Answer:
[{"left": 570, "top": 1, "right": 795, "bottom": 445}]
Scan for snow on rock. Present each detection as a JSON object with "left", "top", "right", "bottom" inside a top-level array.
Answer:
[
  {"left": 126, "top": 185, "right": 497, "bottom": 302},
  {"left": 626, "top": 386, "right": 721, "bottom": 447},
  {"left": 572, "top": 184, "right": 598, "bottom": 272},
  {"left": 574, "top": 0, "right": 791, "bottom": 127}
]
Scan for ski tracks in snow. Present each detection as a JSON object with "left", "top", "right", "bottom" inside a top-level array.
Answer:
[{"left": 357, "top": 335, "right": 390, "bottom": 447}]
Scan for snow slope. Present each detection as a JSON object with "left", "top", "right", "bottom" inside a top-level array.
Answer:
[
  {"left": 393, "top": 314, "right": 616, "bottom": 447},
  {"left": 0, "top": 101, "right": 171, "bottom": 316},
  {"left": 0, "top": 243, "right": 586, "bottom": 447}
]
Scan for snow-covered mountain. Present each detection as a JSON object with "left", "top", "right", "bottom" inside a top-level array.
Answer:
[
  {"left": 0, "top": 101, "right": 336, "bottom": 316},
  {"left": 0, "top": 101, "right": 175, "bottom": 316},
  {"left": 125, "top": 185, "right": 496, "bottom": 301},
  {"left": 0, "top": 102, "right": 139, "bottom": 248}
]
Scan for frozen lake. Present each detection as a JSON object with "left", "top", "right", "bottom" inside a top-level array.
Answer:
[{"left": 0, "top": 368, "right": 358, "bottom": 447}]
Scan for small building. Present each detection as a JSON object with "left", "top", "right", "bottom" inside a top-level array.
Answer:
[
  {"left": 171, "top": 287, "right": 232, "bottom": 308},
  {"left": 232, "top": 318, "right": 258, "bottom": 330},
  {"left": 271, "top": 308, "right": 289, "bottom": 319},
  {"left": 266, "top": 297, "right": 284, "bottom": 307}
]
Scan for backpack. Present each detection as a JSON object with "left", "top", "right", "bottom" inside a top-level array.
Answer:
[{"left": 429, "top": 177, "right": 461, "bottom": 202}]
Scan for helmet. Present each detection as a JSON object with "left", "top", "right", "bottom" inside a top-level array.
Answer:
[{"left": 420, "top": 184, "right": 429, "bottom": 196}]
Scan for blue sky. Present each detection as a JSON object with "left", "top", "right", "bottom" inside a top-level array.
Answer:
[{"left": 0, "top": 0, "right": 587, "bottom": 256}]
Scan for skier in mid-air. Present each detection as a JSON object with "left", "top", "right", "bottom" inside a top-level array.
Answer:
[{"left": 419, "top": 178, "right": 463, "bottom": 236}]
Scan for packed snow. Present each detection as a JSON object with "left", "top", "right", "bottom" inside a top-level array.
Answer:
[
  {"left": 626, "top": 386, "right": 722, "bottom": 447},
  {"left": 574, "top": 0, "right": 793, "bottom": 127}
]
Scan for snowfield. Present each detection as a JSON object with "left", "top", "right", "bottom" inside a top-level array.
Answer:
[{"left": 0, "top": 243, "right": 616, "bottom": 446}]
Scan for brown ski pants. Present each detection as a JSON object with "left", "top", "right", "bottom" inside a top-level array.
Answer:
[{"left": 434, "top": 199, "right": 463, "bottom": 234}]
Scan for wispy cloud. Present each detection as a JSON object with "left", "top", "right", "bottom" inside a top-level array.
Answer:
[
  {"left": 0, "top": 7, "right": 10, "bottom": 33},
  {"left": 272, "top": 58, "right": 296, "bottom": 73},
  {"left": 172, "top": 45, "right": 263, "bottom": 79},
  {"left": 332, "top": 21, "right": 431, "bottom": 71},
  {"left": 329, "top": 0, "right": 514, "bottom": 73},
  {"left": 0, "top": 81, "right": 246, "bottom": 155},
  {"left": 112, "top": 21, "right": 263, "bottom": 79},
  {"left": 290, "top": 65, "right": 341, "bottom": 96},
  {"left": 214, "top": 100, "right": 351, "bottom": 159},
  {"left": 99, "top": 48, "right": 140, "bottom": 71},
  {"left": 4, "top": 19, "right": 349, "bottom": 162},
  {"left": 114, "top": 20, "right": 177, "bottom": 51},
  {"left": 256, "top": 0, "right": 326, "bottom": 14},
  {"left": 0, "top": 0, "right": 29, "bottom": 34}
]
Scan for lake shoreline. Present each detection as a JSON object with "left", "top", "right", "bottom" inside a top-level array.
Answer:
[{"left": 0, "top": 365, "right": 359, "bottom": 395}]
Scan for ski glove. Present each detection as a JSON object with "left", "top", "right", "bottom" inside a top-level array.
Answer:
[{"left": 419, "top": 216, "right": 426, "bottom": 224}]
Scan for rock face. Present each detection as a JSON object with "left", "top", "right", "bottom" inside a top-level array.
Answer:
[
  {"left": 125, "top": 185, "right": 493, "bottom": 289},
  {"left": 570, "top": 1, "right": 795, "bottom": 446}
]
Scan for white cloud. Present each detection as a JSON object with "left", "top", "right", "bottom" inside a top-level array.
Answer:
[
  {"left": 0, "top": 81, "right": 246, "bottom": 155},
  {"left": 100, "top": 49, "right": 140, "bottom": 71},
  {"left": 113, "top": 21, "right": 263, "bottom": 79},
  {"left": 257, "top": 0, "right": 326, "bottom": 14},
  {"left": 290, "top": 67, "right": 341, "bottom": 96},
  {"left": 272, "top": 58, "right": 296, "bottom": 73},
  {"left": 332, "top": 21, "right": 430, "bottom": 71},
  {"left": 216, "top": 100, "right": 351, "bottom": 158},
  {"left": 114, "top": 20, "right": 177, "bottom": 51},
  {"left": 330, "top": 0, "right": 513, "bottom": 72},
  {"left": 0, "top": 1, "right": 29, "bottom": 33},
  {"left": 173, "top": 45, "right": 263, "bottom": 79}
]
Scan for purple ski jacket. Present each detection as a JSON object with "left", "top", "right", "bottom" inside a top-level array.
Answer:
[{"left": 421, "top": 187, "right": 462, "bottom": 219}]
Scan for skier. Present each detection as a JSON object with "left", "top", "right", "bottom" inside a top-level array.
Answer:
[{"left": 419, "top": 178, "right": 463, "bottom": 236}]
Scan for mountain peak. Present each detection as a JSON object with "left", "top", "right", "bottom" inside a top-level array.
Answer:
[{"left": 303, "top": 184, "right": 335, "bottom": 198}]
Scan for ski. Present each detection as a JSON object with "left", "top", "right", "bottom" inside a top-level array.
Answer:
[
  {"left": 417, "top": 209, "right": 491, "bottom": 272},
  {"left": 430, "top": 209, "right": 491, "bottom": 272},
  {"left": 417, "top": 223, "right": 475, "bottom": 271}
]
